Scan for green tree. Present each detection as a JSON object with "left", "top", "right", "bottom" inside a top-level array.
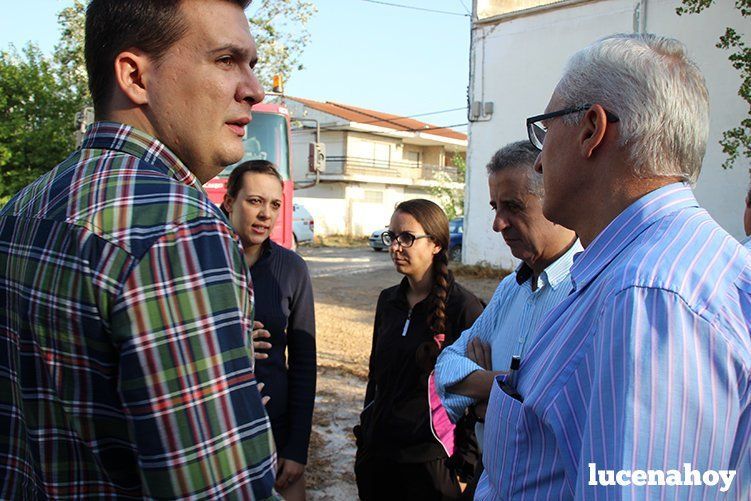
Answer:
[
  {"left": 0, "top": 45, "right": 81, "bottom": 201},
  {"left": 677, "top": 0, "right": 750, "bottom": 169},
  {"left": 247, "top": 0, "right": 317, "bottom": 90},
  {"left": 54, "top": 0, "right": 89, "bottom": 104},
  {"left": 49, "top": 0, "right": 318, "bottom": 94},
  {"left": 429, "top": 153, "right": 466, "bottom": 220}
]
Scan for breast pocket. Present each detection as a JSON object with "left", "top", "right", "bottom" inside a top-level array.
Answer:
[{"left": 481, "top": 376, "right": 529, "bottom": 499}]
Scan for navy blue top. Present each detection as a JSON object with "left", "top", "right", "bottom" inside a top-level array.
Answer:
[{"left": 252, "top": 240, "right": 316, "bottom": 465}]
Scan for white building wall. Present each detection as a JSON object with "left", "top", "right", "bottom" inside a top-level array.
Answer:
[
  {"left": 290, "top": 129, "right": 346, "bottom": 179},
  {"left": 294, "top": 183, "right": 347, "bottom": 235},
  {"left": 345, "top": 184, "right": 444, "bottom": 236},
  {"left": 464, "top": 0, "right": 750, "bottom": 267},
  {"left": 295, "top": 182, "right": 445, "bottom": 237}
]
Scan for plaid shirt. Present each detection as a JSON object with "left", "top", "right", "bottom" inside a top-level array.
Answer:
[{"left": 0, "top": 122, "right": 278, "bottom": 499}]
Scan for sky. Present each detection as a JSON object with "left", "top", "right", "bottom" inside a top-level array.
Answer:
[{"left": 0, "top": 0, "right": 472, "bottom": 133}]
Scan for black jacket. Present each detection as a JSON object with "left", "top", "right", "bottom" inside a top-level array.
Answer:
[
  {"left": 358, "top": 273, "right": 483, "bottom": 462},
  {"left": 252, "top": 240, "right": 316, "bottom": 465}
]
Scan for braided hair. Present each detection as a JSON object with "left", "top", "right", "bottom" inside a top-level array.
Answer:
[{"left": 393, "top": 199, "right": 451, "bottom": 372}]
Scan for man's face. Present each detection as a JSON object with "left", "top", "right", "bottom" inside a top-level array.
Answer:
[
  {"left": 488, "top": 167, "right": 562, "bottom": 269},
  {"left": 533, "top": 91, "right": 580, "bottom": 227},
  {"left": 145, "top": 0, "right": 264, "bottom": 183},
  {"left": 744, "top": 193, "right": 751, "bottom": 237}
]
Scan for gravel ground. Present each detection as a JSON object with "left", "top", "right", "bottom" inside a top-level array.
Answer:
[{"left": 303, "top": 247, "right": 500, "bottom": 500}]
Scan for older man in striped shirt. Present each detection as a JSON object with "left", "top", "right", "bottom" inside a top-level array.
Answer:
[{"left": 477, "top": 33, "right": 751, "bottom": 499}]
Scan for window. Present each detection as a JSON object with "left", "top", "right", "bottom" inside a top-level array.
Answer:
[
  {"left": 364, "top": 190, "right": 383, "bottom": 204},
  {"left": 374, "top": 143, "right": 391, "bottom": 166},
  {"left": 404, "top": 150, "right": 421, "bottom": 165},
  {"left": 349, "top": 138, "right": 391, "bottom": 168}
]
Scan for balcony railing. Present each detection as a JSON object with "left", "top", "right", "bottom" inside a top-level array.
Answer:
[{"left": 325, "top": 156, "right": 462, "bottom": 183}]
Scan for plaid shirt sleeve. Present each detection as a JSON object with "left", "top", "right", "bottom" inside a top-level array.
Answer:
[{"left": 110, "top": 216, "right": 279, "bottom": 500}]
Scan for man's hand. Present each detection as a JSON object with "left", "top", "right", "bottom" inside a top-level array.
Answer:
[
  {"left": 447, "top": 337, "right": 502, "bottom": 399},
  {"left": 275, "top": 458, "right": 305, "bottom": 491},
  {"left": 252, "top": 321, "right": 271, "bottom": 360},
  {"left": 467, "top": 337, "right": 492, "bottom": 370},
  {"left": 473, "top": 401, "right": 488, "bottom": 422}
]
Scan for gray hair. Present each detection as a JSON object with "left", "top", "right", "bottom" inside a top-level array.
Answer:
[
  {"left": 555, "top": 33, "right": 709, "bottom": 184},
  {"left": 486, "top": 140, "right": 543, "bottom": 197}
]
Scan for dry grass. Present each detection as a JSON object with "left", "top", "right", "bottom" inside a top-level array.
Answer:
[
  {"left": 306, "top": 428, "right": 330, "bottom": 491},
  {"left": 304, "top": 235, "right": 370, "bottom": 248},
  {"left": 307, "top": 366, "right": 364, "bottom": 499},
  {"left": 318, "top": 361, "right": 369, "bottom": 380}
]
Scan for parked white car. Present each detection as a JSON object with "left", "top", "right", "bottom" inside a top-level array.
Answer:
[{"left": 293, "top": 203, "right": 315, "bottom": 249}]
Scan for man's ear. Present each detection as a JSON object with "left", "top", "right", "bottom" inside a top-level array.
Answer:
[
  {"left": 113, "top": 49, "right": 151, "bottom": 106},
  {"left": 577, "top": 104, "right": 610, "bottom": 159}
]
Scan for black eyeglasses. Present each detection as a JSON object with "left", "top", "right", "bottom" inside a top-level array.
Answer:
[
  {"left": 382, "top": 230, "right": 432, "bottom": 248},
  {"left": 526, "top": 104, "right": 620, "bottom": 150}
]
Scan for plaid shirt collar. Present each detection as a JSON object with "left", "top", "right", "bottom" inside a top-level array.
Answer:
[{"left": 81, "top": 121, "right": 205, "bottom": 194}]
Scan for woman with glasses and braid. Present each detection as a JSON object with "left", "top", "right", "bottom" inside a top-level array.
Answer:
[{"left": 354, "top": 199, "right": 483, "bottom": 500}]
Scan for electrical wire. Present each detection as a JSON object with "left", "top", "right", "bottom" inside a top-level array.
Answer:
[
  {"left": 380, "top": 106, "right": 466, "bottom": 120},
  {"left": 406, "top": 122, "right": 468, "bottom": 132},
  {"left": 357, "top": 0, "right": 469, "bottom": 17},
  {"left": 295, "top": 121, "right": 468, "bottom": 134},
  {"left": 291, "top": 106, "right": 468, "bottom": 132},
  {"left": 332, "top": 104, "right": 466, "bottom": 124}
]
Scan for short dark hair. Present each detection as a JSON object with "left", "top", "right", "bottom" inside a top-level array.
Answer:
[
  {"left": 486, "top": 140, "right": 543, "bottom": 197},
  {"left": 85, "top": 0, "right": 251, "bottom": 115},
  {"left": 225, "top": 160, "right": 284, "bottom": 199}
]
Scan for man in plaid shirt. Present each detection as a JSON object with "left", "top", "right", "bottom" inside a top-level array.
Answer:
[{"left": 0, "top": 0, "right": 279, "bottom": 498}]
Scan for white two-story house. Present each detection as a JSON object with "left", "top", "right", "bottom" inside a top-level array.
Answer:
[{"left": 281, "top": 96, "right": 467, "bottom": 236}]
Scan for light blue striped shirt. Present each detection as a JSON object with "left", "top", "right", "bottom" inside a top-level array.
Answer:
[
  {"left": 477, "top": 183, "right": 751, "bottom": 500},
  {"left": 434, "top": 240, "right": 581, "bottom": 446}
]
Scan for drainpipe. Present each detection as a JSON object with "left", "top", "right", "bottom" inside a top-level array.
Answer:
[{"left": 633, "top": 0, "right": 648, "bottom": 33}]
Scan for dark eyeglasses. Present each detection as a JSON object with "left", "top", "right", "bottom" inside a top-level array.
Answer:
[
  {"left": 382, "top": 230, "right": 432, "bottom": 248},
  {"left": 526, "top": 104, "right": 620, "bottom": 150}
]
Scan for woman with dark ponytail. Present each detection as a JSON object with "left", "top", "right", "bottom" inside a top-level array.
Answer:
[
  {"left": 354, "top": 199, "right": 483, "bottom": 500},
  {"left": 222, "top": 160, "right": 316, "bottom": 501}
]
